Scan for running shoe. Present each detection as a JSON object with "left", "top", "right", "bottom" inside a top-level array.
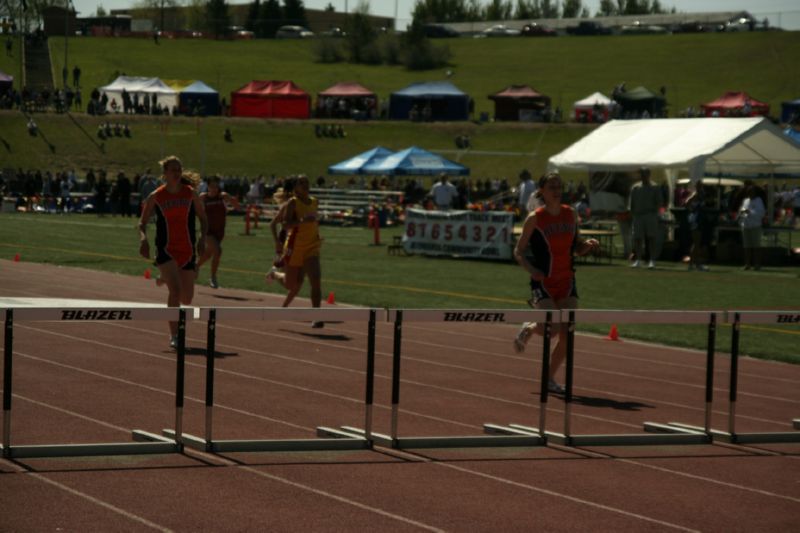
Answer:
[
  {"left": 155, "top": 277, "right": 166, "bottom": 287},
  {"left": 630, "top": 260, "right": 640, "bottom": 268},
  {"left": 548, "top": 379, "right": 565, "bottom": 394},
  {"left": 264, "top": 267, "right": 278, "bottom": 284},
  {"left": 513, "top": 323, "right": 533, "bottom": 353},
  {"left": 209, "top": 277, "right": 219, "bottom": 289},
  {"left": 647, "top": 260, "right": 656, "bottom": 269},
  {"left": 311, "top": 321, "right": 325, "bottom": 329},
  {"left": 169, "top": 335, "right": 178, "bottom": 349}
]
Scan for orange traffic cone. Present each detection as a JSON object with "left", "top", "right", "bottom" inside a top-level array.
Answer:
[
  {"left": 606, "top": 324, "right": 621, "bottom": 342},
  {"left": 327, "top": 291, "right": 336, "bottom": 305},
  {"left": 13, "top": 253, "right": 20, "bottom": 262},
  {"left": 144, "top": 268, "right": 152, "bottom": 280}
]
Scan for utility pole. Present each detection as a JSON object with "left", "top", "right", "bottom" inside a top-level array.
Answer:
[{"left": 63, "top": 0, "right": 68, "bottom": 87}]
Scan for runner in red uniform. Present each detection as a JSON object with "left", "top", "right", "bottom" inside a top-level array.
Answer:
[
  {"left": 512, "top": 172, "right": 599, "bottom": 393},
  {"left": 138, "top": 156, "right": 208, "bottom": 348},
  {"left": 197, "top": 175, "right": 237, "bottom": 289}
]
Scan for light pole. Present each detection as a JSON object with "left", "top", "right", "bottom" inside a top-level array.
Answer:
[{"left": 63, "top": 0, "right": 73, "bottom": 88}]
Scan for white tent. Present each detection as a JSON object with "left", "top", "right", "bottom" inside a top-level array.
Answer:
[
  {"left": 99, "top": 76, "right": 179, "bottom": 113},
  {"left": 572, "top": 91, "right": 616, "bottom": 122},
  {"left": 548, "top": 117, "right": 800, "bottom": 217}
]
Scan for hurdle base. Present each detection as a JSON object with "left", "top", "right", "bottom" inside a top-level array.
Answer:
[
  {"left": 2, "top": 432, "right": 179, "bottom": 459},
  {"left": 515, "top": 420, "right": 709, "bottom": 447},
  {"left": 162, "top": 429, "right": 371, "bottom": 453},
  {"left": 793, "top": 419, "right": 800, "bottom": 430},
  {"left": 334, "top": 425, "right": 544, "bottom": 449},
  {"left": 651, "top": 422, "right": 800, "bottom": 445}
]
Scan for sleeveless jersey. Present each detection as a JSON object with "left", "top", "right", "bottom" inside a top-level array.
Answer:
[
  {"left": 203, "top": 193, "right": 227, "bottom": 238},
  {"left": 293, "top": 196, "right": 320, "bottom": 248},
  {"left": 153, "top": 184, "right": 196, "bottom": 267},
  {"left": 527, "top": 205, "right": 577, "bottom": 281}
]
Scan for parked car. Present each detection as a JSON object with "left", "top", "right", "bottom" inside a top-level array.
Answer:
[
  {"left": 521, "top": 23, "right": 557, "bottom": 37},
  {"left": 276, "top": 25, "right": 315, "bottom": 39},
  {"left": 480, "top": 24, "right": 520, "bottom": 37},
  {"left": 321, "top": 26, "right": 346, "bottom": 38},
  {"left": 620, "top": 21, "right": 669, "bottom": 35},
  {"left": 724, "top": 16, "right": 755, "bottom": 32},
  {"left": 423, "top": 24, "right": 460, "bottom": 38},
  {"left": 226, "top": 26, "right": 254, "bottom": 39},
  {"left": 671, "top": 21, "right": 711, "bottom": 33},
  {"left": 566, "top": 21, "right": 612, "bottom": 36}
]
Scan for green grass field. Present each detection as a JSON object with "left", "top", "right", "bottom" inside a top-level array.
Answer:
[
  {"left": 1, "top": 213, "right": 798, "bottom": 364},
  {"left": 2, "top": 31, "right": 800, "bottom": 178}
]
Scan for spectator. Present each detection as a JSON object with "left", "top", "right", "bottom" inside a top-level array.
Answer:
[
  {"left": 685, "top": 182, "right": 711, "bottom": 271},
  {"left": 517, "top": 169, "right": 536, "bottom": 217},
  {"left": 629, "top": 167, "right": 664, "bottom": 269},
  {"left": 116, "top": 171, "right": 132, "bottom": 217},
  {"left": 95, "top": 172, "right": 109, "bottom": 216},
  {"left": 738, "top": 184, "right": 766, "bottom": 270},
  {"left": 72, "top": 65, "right": 81, "bottom": 87},
  {"left": 430, "top": 172, "right": 458, "bottom": 210}
]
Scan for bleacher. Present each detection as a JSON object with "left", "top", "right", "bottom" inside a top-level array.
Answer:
[{"left": 253, "top": 188, "right": 404, "bottom": 226}]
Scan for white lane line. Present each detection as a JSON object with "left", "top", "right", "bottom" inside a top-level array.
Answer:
[
  {"left": 434, "top": 461, "right": 701, "bottom": 533},
  {"left": 24, "top": 472, "right": 174, "bottom": 532},
  {"left": 617, "top": 458, "right": 800, "bottom": 504},
  {"left": 235, "top": 465, "right": 445, "bottom": 532}
]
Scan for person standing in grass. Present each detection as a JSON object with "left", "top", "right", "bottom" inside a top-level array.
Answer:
[
  {"left": 738, "top": 184, "right": 766, "bottom": 271},
  {"left": 138, "top": 156, "right": 207, "bottom": 348},
  {"left": 512, "top": 172, "right": 599, "bottom": 394},
  {"left": 197, "top": 175, "right": 237, "bottom": 289},
  {"left": 629, "top": 167, "right": 664, "bottom": 269}
]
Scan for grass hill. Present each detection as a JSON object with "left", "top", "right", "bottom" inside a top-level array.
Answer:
[{"left": 1, "top": 31, "right": 798, "bottom": 179}]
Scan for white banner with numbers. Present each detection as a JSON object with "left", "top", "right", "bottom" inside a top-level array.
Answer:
[{"left": 402, "top": 209, "right": 514, "bottom": 260}]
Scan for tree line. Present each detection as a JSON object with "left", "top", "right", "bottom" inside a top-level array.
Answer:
[{"left": 411, "top": 0, "right": 674, "bottom": 24}]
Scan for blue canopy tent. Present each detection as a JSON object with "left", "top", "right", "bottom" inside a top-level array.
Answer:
[
  {"left": 784, "top": 127, "right": 800, "bottom": 144},
  {"left": 389, "top": 81, "right": 470, "bottom": 121},
  {"left": 164, "top": 79, "right": 220, "bottom": 116},
  {"left": 781, "top": 99, "right": 800, "bottom": 124},
  {"left": 362, "top": 146, "right": 469, "bottom": 176},
  {"left": 328, "top": 146, "right": 394, "bottom": 174}
]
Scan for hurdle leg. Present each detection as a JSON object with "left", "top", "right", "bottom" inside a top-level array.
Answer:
[
  {"left": 563, "top": 311, "right": 576, "bottom": 441},
  {"left": 538, "top": 312, "right": 552, "bottom": 437},
  {"left": 205, "top": 309, "right": 217, "bottom": 448},
  {"left": 2, "top": 310, "right": 13, "bottom": 458},
  {"left": 174, "top": 309, "right": 186, "bottom": 451},
  {"left": 390, "top": 311, "right": 403, "bottom": 447}
]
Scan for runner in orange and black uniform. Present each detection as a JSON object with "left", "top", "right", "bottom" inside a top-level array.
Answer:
[
  {"left": 139, "top": 156, "right": 208, "bottom": 348},
  {"left": 198, "top": 175, "right": 237, "bottom": 289},
  {"left": 512, "top": 172, "right": 599, "bottom": 393}
]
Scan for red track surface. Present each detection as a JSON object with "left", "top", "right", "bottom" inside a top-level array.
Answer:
[{"left": 1, "top": 260, "right": 798, "bottom": 532}]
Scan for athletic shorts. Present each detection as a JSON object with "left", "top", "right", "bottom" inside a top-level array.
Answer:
[
  {"left": 288, "top": 240, "right": 321, "bottom": 268},
  {"left": 529, "top": 277, "right": 578, "bottom": 305},
  {"left": 155, "top": 252, "right": 196, "bottom": 271}
]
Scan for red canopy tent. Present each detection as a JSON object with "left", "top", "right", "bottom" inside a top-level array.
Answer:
[
  {"left": 317, "top": 81, "right": 377, "bottom": 118},
  {"left": 230, "top": 80, "right": 310, "bottom": 119},
  {"left": 701, "top": 91, "right": 769, "bottom": 118},
  {"left": 489, "top": 85, "right": 551, "bottom": 121}
]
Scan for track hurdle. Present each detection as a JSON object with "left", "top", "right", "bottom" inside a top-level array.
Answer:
[
  {"left": 167, "top": 307, "right": 377, "bottom": 453},
  {"left": 543, "top": 310, "right": 719, "bottom": 447},
  {"left": 710, "top": 310, "right": 800, "bottom": 445},
  {"left": 338, "top": 309, "right": 553, "bottom": 450},
  {"left": 1, "top": 306, "right": 187, "bottom": 459}
]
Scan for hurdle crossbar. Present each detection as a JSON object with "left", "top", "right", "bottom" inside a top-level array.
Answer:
[
  {"left": 713, "top": 310, "right": 800, "bottom": 445},
  {"left": 177, "top": 307, "right": 377, "bottom": 453},
  {"left": 547, "top": 309, "right": 719, "bottom": 447},
  {"left": 1, "top": 306, "right": 187, "bottom": 459},
  {"left": 356, "top": 309, "right": 554, "bottom": 450}
]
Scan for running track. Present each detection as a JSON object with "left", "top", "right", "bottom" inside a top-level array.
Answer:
[{"left": 1, "top": 260, "right": 798, "bottom": 532}]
